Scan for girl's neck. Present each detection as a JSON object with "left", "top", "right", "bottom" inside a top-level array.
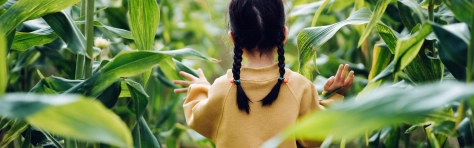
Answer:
[{"left": 243, "top": 48, "right": 276, "bottom": 68}]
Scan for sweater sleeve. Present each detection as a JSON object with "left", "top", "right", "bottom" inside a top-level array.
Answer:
[
  {"left": 297, "top": 83, "right": 344, "bottom": 147},
  {"left": 183, "top": 78, "right": 227, "bottom": 141}
]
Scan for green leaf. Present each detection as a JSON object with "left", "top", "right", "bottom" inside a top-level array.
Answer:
[
  {"left": 0, "top": 33, "right": 6, "bottom": 95},
  {"left": 298, "top": 8, "right": 373, "bottom": 80},
  {"left": 129, "top": 0, "right": 160, "bottom": 50},
  {"left": 403, "top": 42, "right": 443, "bottom": 84},
  {"left": 43, "top": 11, "right": 89, "bottom": 57},
  {"left": 29, "top": 76, "right": 82, "bottom": 94},
  {"left": 0, "top": 94, "right": 133, "bottom": 147},
  {"left": 0, "top": 120, "right": 28, "bottom": 148},
  {"left": 397, "top": 0, "right": 425, "bottom": 31},
  {"left": 75, "top": 20, "right": 134, "bottom": 39},
  {"left": 11, "top": 31, "right": 58, "bottom": 51},
  {"left": 0, "top": 0, "right": 81, "bottom": 36},
  {"left": 376, "top": 24, "right": 401, "bottom": 53},
  {"left": 438, "top": 44, "right": 466, "bottom": 81},
  {"left": 132, "top": 117, "right": 161, "bottom": 148},
  {"left": 96, "top": 80, "right": 121, "bottom": 108},
  {"left": 290, "top": 1, "right": 334, "bottom": 17},
  {"left": 310, "top": 0, "right": 331, "bottom": 27},
  {"left": 431, "top": 23, "right": 469, "bottom": 67},
  {"left": 125, "top": 79, "right": 148, "bottom": 117},
  {"left": 262, "top": 82, "right": 474, "bottom": 146},
  {"left": 11, "top": 48, "right": 40, "bottom": 72},
  {"left": 173, "top": 59, "right": 198, "bottom": 77},
  {"left": 368, "top": 44, "right": 393, "bottom": 81},
  {"left": 357, "top": 0, "right": 391, "bottom": 47},
  {"left": 442, "top": 0, "right": 473, "bottom": 25},
  {"left": 94, "top": 21, "right": 134, "bottom": 39},
  {"left": 372, "top": 23, "right": 433, "bottom": 82}
]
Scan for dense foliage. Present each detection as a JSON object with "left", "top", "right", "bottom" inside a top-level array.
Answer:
[{"left": 0, "top": 0, "right": 473, "bottom": 147}]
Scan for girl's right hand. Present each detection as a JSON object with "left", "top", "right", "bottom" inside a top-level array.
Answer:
[{"left": 323, "top": 64, "right": 354, "bottom": 94}]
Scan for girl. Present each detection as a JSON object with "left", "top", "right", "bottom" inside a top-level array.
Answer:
[{"left": 173, "top": 0, "right": 355, "bottom": 147}]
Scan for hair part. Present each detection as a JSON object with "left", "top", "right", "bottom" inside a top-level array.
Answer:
[{"left": 229, "top": 0, "right": 286, "bottom": 114}]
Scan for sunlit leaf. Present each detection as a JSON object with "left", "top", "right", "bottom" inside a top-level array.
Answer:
[
  {"left": 128, "top": 0, "right": 160, "bottom": 50},
  {"left": 0, "top": 0, "right": 81, "bottom": 42},
  {"left": 0, "top": 33, "right": 6, "bottom": 95},
  {"left": 298, "top": 8, "right": 372, "bottom": 80},
  {"left": 376, "top": 24, "right": 401, "bottom": 53},
  {"left": 290, "top": 1, "right": 333, "bottom": 17},
  {"left": 263, "top": 82, "right": 474, "bottom": 147},
  {"left": 0, "top": 94, "right": 133, "bottom": 147},
  {"left": 11, "top": 32, "right": 58, "bottom": 51},
  {"left": 357, "top": 0, "right": 391, "bottom": 47},
  {"left": 372, "top": 23, "right": 433, "bottom": 82}
]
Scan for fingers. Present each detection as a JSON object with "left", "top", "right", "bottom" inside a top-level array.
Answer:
[
  {"left": 343, "top": 71, "right": 354, "bottom": 86},
  {"left": 340, "top": 64, "right": 349, "bottom": 82},
  {"left": 179, "top": 71, "right": 198, "bottom": 81},
  {"left": 197, "top": 68, "right": 207, "bottom": 80},
  {"left": 174, "top": 88, "right": 188, "bottom": 93},
  {"left": 324, "top": 76, "right": 335, "bottom": 90},
  {"left": 334, "top": 64, "right": 343, "bottom": 81},
  {"left": 173, "top": 80, "right": 192, "bottom": 86}
]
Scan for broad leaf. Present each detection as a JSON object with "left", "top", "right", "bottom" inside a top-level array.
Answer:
[
  {"left": 403, "top": 42, "right": 443, "bottom": 84},
  {"left": 442, "top": 0, "right": 473, "bottom": 25},
  {"left": 431, "top": 23, "right": 469, "bottom": 67},
  {"left": 11, "top": 32, "right": 58, "bottom": 51},
  {"left": 372, "top": 23, "right": 433, "bottom": 82},
  {"left": 96, "top": 80, "right": 121, "bottom": 108},
  {"left": 125, "top": 79, "right": 148, "bottom": 117},
  {"left": 439, "top": 45, "right": 466, "bottom": 81},
  {"left": 29, "top": 76, "right": 82, "bottom": 94},
  {"left": 0, "top": 33, "right": 6, "bottom": 95},
  {"left": 397, "top": 0, "right": 425, "bottom": 31},
  {"left": 173, "top": 59, "right": 198, "bottom": 77},
  {"left": 0, "top": 94, "right": 133, "bottom": 147},
  {"left": 0, "top": 120, "right": 28, "bottom": 148},
  {"left": 262, "top": 82, "right": 474, "bottom": 147},
  {"left": 376, "top": 24, "right": 401, "bottom": 53},
  {"left": 43, "top": 11, "right": 89, "bottom": 57},
  {"left": 0, "top": 0, "right": 81, "bottom": 37},
  {"left": 132, "top": 117, "right": 161, "bottom": 148},
  {"left": 298, "top": 8, "right": 372, "bottom": 80},
  {"left": 310, "top": 0, "right": 331, "bottom": 27},
  {"left": 128, "top": 0, "right": 160, "bottom": 50},
  {"left": 357, "top": 0, "right": 391, "bottom": 47}
]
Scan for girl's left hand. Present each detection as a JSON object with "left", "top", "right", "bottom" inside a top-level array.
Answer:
[
  {"left": 323, "top": 64, "right": 355, "bottom": 94},
  {"left": 172, "top": 68, "right": 209, "bottom": 93}
]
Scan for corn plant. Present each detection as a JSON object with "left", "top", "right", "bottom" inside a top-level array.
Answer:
[
  {"left": 1, "top": 0, "right": 474, "bottom": 147},
  {"left": 264, "top": 0, "right": 474, "bottom": 147}
]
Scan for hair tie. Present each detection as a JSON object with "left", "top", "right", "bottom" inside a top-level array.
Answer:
[
  {"left": 230, "top": 78, "right": 241, "bottom": 85},
  {"left": 278, "top": 77, "right": 289, "bottom": 83}
]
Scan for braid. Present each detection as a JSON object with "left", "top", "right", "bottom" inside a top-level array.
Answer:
[
  {"left": 260, "top": 33, "right": 286, "bottom": 106},
  {"left": 233, "top": 44, "right": 252, "bottom": 114}
]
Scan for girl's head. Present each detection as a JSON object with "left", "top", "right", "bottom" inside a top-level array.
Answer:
[{"left": 228, "top": 0, "right": 287, "bottom": 114}]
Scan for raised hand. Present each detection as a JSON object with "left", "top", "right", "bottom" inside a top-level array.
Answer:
[
  {"left": 323, "top": 64, "right": 355, "bottom": 94},
  {"left": 172, "top": 68, "right": 209, "bottom": 93}
]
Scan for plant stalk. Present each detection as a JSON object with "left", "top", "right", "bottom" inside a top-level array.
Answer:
[
  {"left": 427, "top": 0, "right": 436, "bottom": 57},
  {"left": 84, "top": 0, "right": 95, "bottom": 78},
  {"left": 75, "top": 1, "right": 87, "bottom": 80},
  {"left": 428, "top": 0, "right": 434, "bottom": 22}
]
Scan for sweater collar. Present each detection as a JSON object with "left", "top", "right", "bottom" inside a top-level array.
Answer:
[{"left": 231, "top": 63, "right": 282, "bottom": 81}]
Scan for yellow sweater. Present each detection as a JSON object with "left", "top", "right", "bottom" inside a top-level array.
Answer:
[{"left": 183, "top": 63, "right": 343, "bottom": 148}]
